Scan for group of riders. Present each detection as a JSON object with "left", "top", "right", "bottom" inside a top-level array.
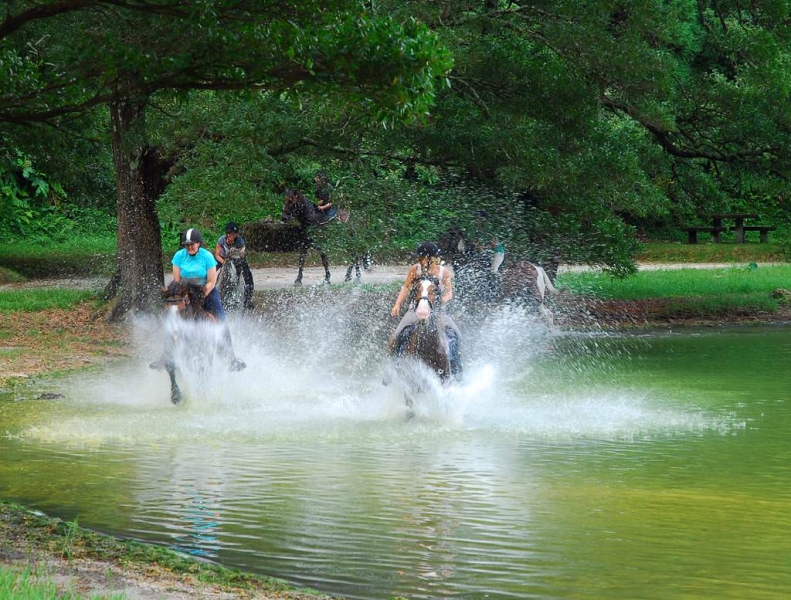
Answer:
[
  {"left": 150, "top": 172, "right": 505, "bottom": 385},
  {"left": 149, "top": 222, "right": 252, "bottom": 373},
  {"left": 152, "top": 223, "right": 466, "bottom": 384}
]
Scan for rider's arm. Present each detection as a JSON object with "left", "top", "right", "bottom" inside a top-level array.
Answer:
[
  {"left": 205, "top": 265, "right": 217, "bottom": 296},
  {"left": 214, "top": 242, "right": 224, "bottom": 265},
  {"left": 391, "top": 268, "right": 416, "bottom": 316},
  {"left": 441, "top": 267, "right": 454, "bottom": 305},
  {"left": 172, "top": 265, "right": 182, "bottom": 282}
]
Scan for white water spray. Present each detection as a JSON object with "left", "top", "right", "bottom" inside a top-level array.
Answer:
[{"left": 27, "top": 293, "right": 742, "bottom": 444}]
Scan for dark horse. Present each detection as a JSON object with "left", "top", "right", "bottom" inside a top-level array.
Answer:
[
  {"left": 151, "top": 280, "right": 244, "bottom": 404},
  {"left": 388, "top": 275, "right": 456, "bottom": 416},
  {"left": 438, "top": 225, "right": 557, "bottom": 325},
  {"left": 280, "top": 188, "right": 333, "bottom": 286},
  {"left": 279, "top": 188, "right": 372, "bottom": 286}
]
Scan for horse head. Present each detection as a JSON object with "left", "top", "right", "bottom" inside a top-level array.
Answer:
[
  {"left": 161, "top": 280, "right": 211, "bottom": 320},
  {"left": 280, "top": 188, "right": 300, "bottom": 224},
  {"left": 413, "top": 274, "right": 441, "bottom": 323}
]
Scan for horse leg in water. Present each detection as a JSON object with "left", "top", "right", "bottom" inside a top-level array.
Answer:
[
  {"left": 240, "top": 260, "right": 255, "bottom": 310},
  {"left": 404, "top": 393, "right": 415, "bottom": 420},
  {"left": 165, "top": 361, "right": 182, "bottom": 405}
]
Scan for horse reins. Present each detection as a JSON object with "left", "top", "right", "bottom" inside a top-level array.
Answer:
[{"left": 414, "top": 274, "right": 441, "bottom": 311}]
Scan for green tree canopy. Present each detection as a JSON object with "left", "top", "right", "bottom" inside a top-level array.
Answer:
[{"left": 1, "top": 0, "right": 452, "bottom": 316}]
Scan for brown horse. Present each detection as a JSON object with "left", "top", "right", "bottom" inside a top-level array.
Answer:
[
  {"left": 388, "top": 275, "right": 457, "bottom": 416},
  {"left": 150, "top": 280, "right": 244, "bottom": 404},
  {"left": 438, "top": 225, "right": 557, "bottom": 325}
]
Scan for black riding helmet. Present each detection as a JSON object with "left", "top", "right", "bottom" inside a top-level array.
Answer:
[
  {"left": 225, "top": 222, "right": 239, "bottom": 234},
  {"left": 416, "top": 241, "right": 440, "bottom": 258},
  {"left": 182, "top": 228, "right": 204, "bottom": 245}
]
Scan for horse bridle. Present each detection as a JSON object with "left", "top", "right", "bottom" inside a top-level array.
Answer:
[{"left": 414, "top": 274, "right": 441, "bottom": 311}]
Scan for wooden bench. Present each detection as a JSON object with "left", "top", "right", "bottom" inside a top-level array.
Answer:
[
  {"left": 731, "top": 225, "right": 776, "bottom": 243},
  {"left": 683, "top": 226, "right": 725, "bottom": 244}
]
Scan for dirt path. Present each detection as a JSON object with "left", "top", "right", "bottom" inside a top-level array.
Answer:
[
  {"left": 0, "top": 265, "right": 409, "bottom": 292},
  {"left": 3, "top": 262, "right": 779, "bottom": 292}
]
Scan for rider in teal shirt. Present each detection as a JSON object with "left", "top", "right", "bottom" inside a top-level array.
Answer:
[{"left": 172, "top": 228, "right": 226, "bottom": 319}]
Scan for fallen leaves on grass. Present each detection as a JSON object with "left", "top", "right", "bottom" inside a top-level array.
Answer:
[{"left": 0, "top": 303, "right": 131, "bottom": 385}]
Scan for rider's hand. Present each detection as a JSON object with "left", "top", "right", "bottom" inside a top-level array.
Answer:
[{"left": 390, "top": 306, "right": 400, "bottom": 317}]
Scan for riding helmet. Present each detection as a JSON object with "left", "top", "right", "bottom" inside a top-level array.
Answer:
[
  {"left": 416, "top": 241, "right": 440, "bottom": 258},
  {"left": 225, "top": 222, "right": 240, "bottom": 234},
  {"left": 182, "top": 228, "right": 204, "bottom": 245}
]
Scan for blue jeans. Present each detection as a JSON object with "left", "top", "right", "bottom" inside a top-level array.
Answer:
[{"left": 202, "top": 287, "right": 226, "bottom": 320}]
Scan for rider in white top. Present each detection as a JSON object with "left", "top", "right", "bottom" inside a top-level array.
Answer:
[{"left": 389, "top": 241, "right": 462, "bottom": 378}]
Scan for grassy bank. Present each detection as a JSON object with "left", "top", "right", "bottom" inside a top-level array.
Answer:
[
  {"left": 0, "top": 501, "right": 335, "bottom": 600},
  {"left": 0, "top": 238, "right": 117, "bottom": 279},
  {"left": 557, "top": 263, "right": 791, "bottom": 321},
  {"left": 0, "top": 236, "right": 786, "bottom": 279}
]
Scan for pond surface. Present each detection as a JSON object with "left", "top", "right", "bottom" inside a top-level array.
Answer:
[{"left": 1, "top": 308, "right": 790, "bottom": 600}]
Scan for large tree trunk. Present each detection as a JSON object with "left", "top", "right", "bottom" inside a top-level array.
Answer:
[{"left": 104, "top": 96, "right": 165, "bottom": 321}]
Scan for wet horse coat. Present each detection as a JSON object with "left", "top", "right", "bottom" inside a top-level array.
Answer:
[{"left": 390, "top": 275, "right": 454, "bottom": 387}]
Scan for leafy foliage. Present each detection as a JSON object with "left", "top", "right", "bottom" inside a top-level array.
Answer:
[{"left": 5, "top": 0, "right": 791, "bottom": 280}]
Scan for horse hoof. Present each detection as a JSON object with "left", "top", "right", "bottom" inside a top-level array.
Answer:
[
  {"left": 171, "top": 391, "right": 182, "bottom": 405},
  {"left": 322, "top": 279, "right": 331, "bottom": 286},
  {"left": 293, "top": 280, "right": 302, "bottom": 287},
  {"left": 149, "top": 358, "right": 166, "bottom": 370},
  {"left": 229, "top": 358, "right": 246, "bottom": 372}
]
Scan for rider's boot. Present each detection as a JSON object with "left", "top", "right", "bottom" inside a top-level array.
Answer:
[
  {"left": 446, "top": 328, "right": 463, "bottom": 381},
  {"left": 229, "top": 357, "right": 246, "bottom": 371}
]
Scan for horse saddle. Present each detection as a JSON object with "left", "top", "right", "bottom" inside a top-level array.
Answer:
[{"left": 317, "top": 206, "right": 338, "bottom": 225}]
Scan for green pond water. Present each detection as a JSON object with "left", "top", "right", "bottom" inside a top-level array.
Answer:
[{"left": 1, "top": 315, "right": 790, "bottom": 600}]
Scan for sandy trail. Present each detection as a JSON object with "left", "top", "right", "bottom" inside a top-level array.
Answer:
[{"left": 1, "top": 261, "right": 780, "bottom": 292}]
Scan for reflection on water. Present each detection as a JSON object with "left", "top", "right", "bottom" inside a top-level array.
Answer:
[{"left": 1, "top": 301, "right": 790, "bottom": 599}]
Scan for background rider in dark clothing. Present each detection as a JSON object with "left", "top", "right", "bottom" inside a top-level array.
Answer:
[
  {"left": 314, "top": 170, "right": 338, "bottom": 221},
  {"left": 214, "top": 222, "right": 255, "bottom": 311}
]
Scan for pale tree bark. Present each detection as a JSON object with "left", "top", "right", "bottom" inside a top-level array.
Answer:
[{"left": 104, "top": 95, "right": 165, "bottom": 321}]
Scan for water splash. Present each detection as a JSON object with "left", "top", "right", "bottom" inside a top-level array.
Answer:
[{"left": 21, "top": 295, "right": 743, "bottom": 444}]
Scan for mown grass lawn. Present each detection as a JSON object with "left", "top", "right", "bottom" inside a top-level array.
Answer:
[{"left": 558, "top": 264, "right": 791, "bottom": 317}]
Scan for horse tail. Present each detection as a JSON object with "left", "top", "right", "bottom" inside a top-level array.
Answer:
[{"left": 535, "top": 265, "right": 557, "bottom": 296}]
